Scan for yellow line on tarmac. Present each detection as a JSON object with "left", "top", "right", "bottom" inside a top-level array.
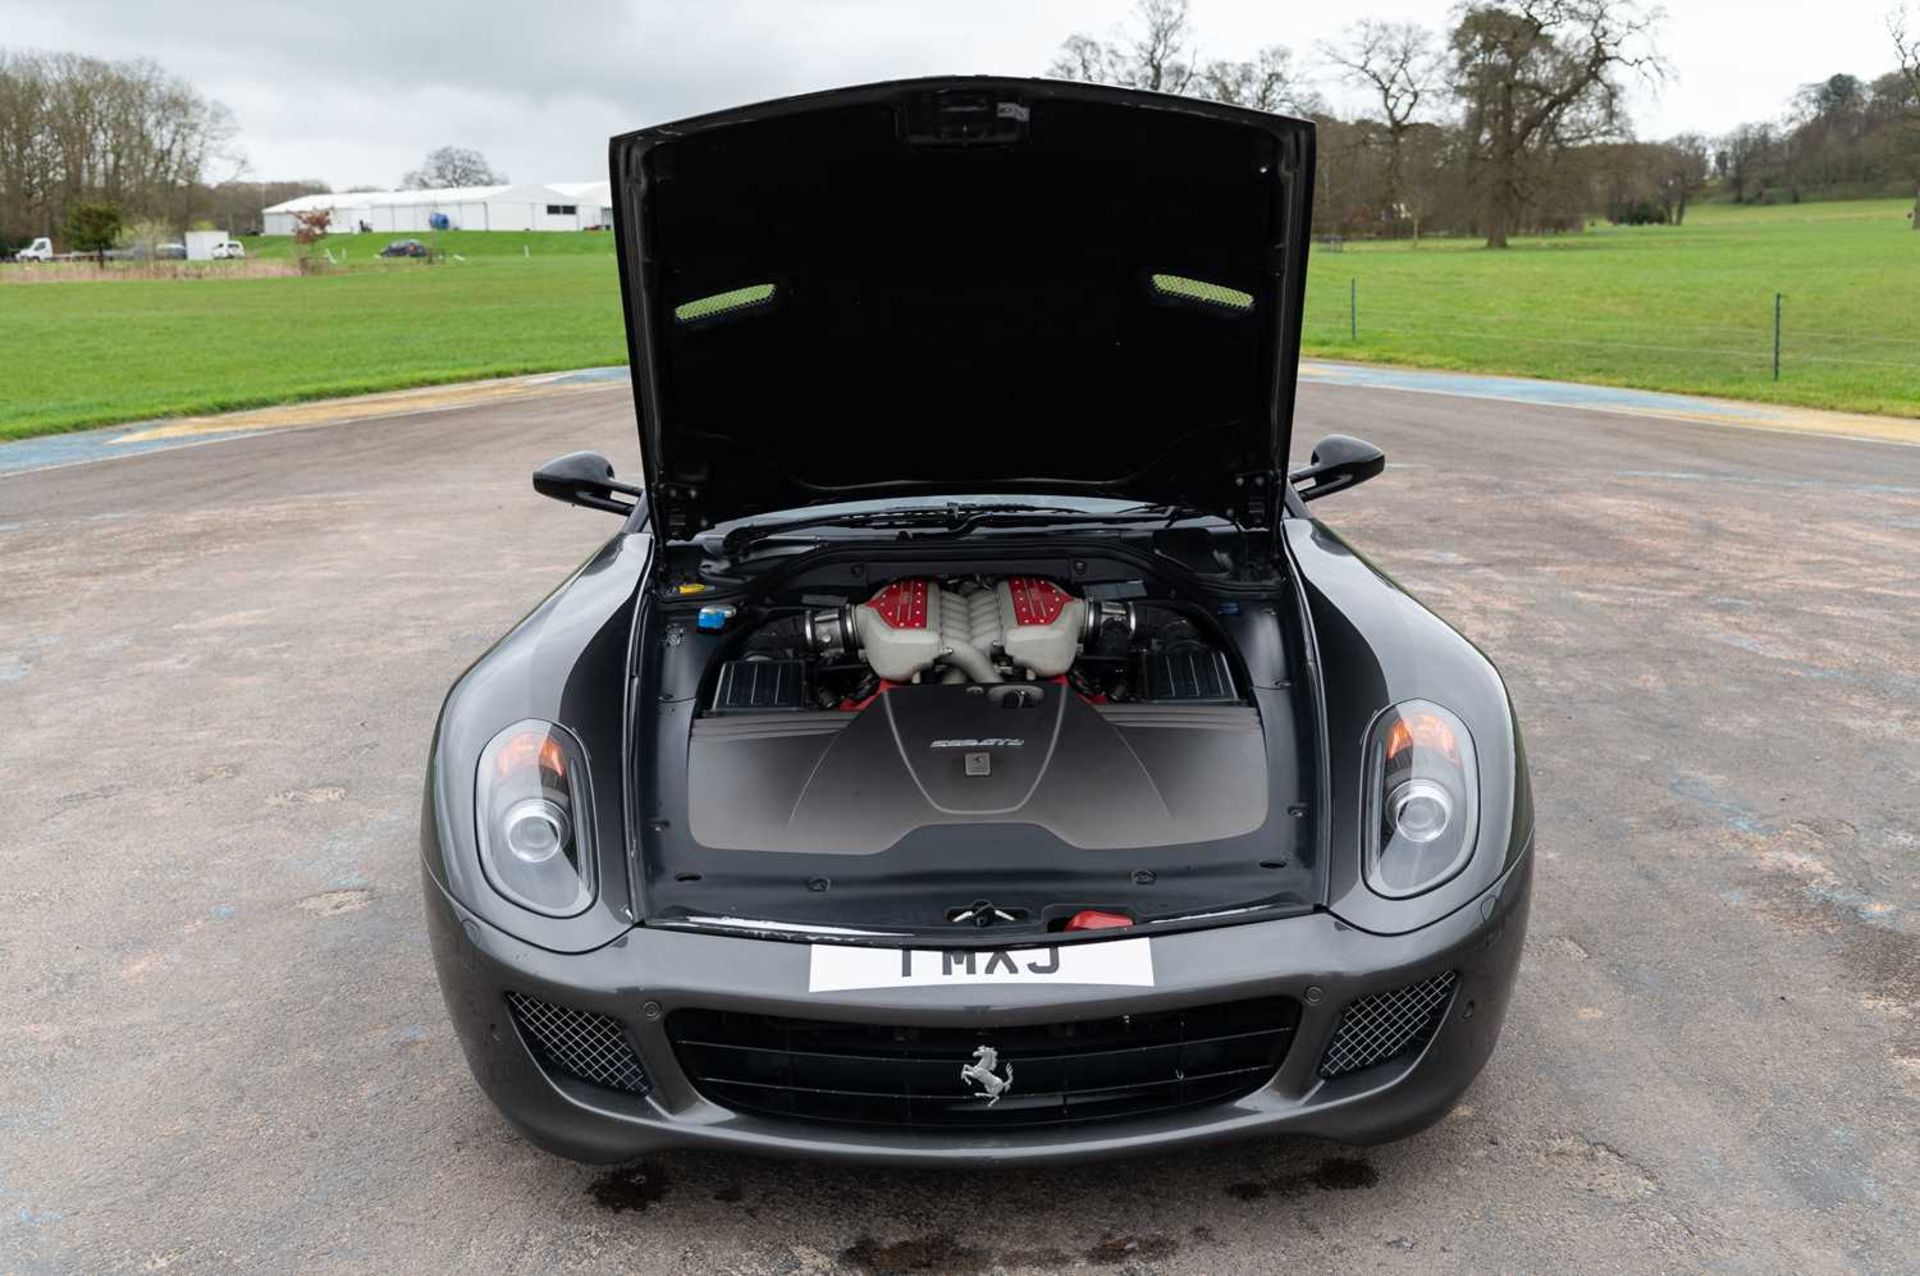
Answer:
[
  {"left": 112, "top": 373, "right": 622, "bottom": 444},
  {"left": 1615, "top": 404, "right": 1920, "bottom": 447},
  {"left": 1299, "top": 363, "right": 1920, "bottom": 448}
]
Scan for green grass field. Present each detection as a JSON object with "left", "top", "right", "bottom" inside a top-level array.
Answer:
[
  {"left": 3, "top": 203, "right": 1917, "bottom": 441},
  {"left": 1300, "top": 199, "right": 1920, "bottom": 417},
  {"left": 0, "top": 231, "right": 627, "bottom": 441}
]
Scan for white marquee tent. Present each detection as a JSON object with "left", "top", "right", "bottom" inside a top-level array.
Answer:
[{"left": 263, "top": 181, "right": 613, "bottom": 236}]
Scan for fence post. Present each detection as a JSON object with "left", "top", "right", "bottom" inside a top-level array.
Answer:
[
  {"left": 1350, "top": 277, "right": 1357, "bottom": 342},
  {"left": 1772, "top": 292, "right": 1782, "bottom": 382}
]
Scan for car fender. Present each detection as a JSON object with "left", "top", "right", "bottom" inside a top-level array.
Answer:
[
  {"left": 1283, "top": 515, "right": 1534, "bottom": 935},
  {"left": 421, "top": 530, "right": 653, "bottom": 952}
]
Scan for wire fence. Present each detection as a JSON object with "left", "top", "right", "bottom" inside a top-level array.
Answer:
[{"left": 1300, "top": 279, "right": 1920, "bottom": 393}]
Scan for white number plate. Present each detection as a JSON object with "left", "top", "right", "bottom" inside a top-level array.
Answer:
[{"left": 808, "top": 938, "right": 1154, "bottom": 992}]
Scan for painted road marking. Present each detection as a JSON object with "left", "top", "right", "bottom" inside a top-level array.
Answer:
[
  {"left": 1299, "top": 361, "right": 1920, "bottom": 448},
  {"left": 0, "top": 367, "right": 629, "bottom": 478},
  {"left": 3, "top": 361, "right": 1913, "bottom": 479}
]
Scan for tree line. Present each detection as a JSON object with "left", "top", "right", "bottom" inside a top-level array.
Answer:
[
  {"left": 7, "top": 6, "right": 1919, "bottom": 254},
  {"left": 1052, "top": 0, "right": 1920, "bottom": 244},
  {"left": 0, "top": 50, "right": 311, "bottom": 249},
  {"left": 0, "top": 44, "right": 520, "bottom": 251}
]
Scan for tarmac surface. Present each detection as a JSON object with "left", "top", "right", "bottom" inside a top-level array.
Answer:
[{"left": 1, "top": 377, "right": 1915, "bottom": 1273}]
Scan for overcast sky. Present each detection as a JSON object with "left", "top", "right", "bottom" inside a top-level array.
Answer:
[{"left": 1, "top": 0, "right": 1911, "bottom": 188}]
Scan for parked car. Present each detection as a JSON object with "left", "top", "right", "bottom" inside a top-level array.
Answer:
[
  {"left": 155, "top": 242, "right": 187, "bottom": 260},
  {"left": 210, "top": 240, "right": 245, "bottom": 260},
  {"left": 380, "top": 239, "right": 429, "bottom": 259},
  {"left": 12, "top": 236, "right": 53, "bottom": 262},
  {"left": 422, "top": 78, "right": 1534, "bottom": 1167}
]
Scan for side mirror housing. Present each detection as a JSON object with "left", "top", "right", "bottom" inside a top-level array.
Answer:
[
  {"left": 1289, "top": 434, "right": 1385, "bottom": 502},
  {"left": 532, "top": 451, "right": 644, "bottom": 515}
]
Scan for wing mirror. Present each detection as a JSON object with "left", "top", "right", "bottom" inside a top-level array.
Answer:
[
  {"left": 1288, "top": 434, "right": 1385, "bottom": 502},
  {"left": 532, "top": 451, "right": 644, "bottom": 516}
]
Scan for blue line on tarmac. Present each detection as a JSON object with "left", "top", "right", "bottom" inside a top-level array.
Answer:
[
  {"left": 3, "top": 360, "right": 1908, "bottom": 479},
  {"left": 0, "top": 421, "right": 276, "bottom": 476},
  {"left": 1300, "top": 361, "right": 1778, "bottom": 419}
]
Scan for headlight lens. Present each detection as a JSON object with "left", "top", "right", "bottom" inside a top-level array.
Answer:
[
  {"left": 1364, "top": 701, "right": 1478, "bottom": 898},
  {"left": 476, "top": 721, "right": 597, "bottom": 916}
]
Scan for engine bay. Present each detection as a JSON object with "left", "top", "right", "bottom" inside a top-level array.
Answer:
[
  {"left": 704, "top": 575, "right": 1242, "bottom": 716},
  {"left": 635, "top": 542, "right": 1319, "bottom": 937}
]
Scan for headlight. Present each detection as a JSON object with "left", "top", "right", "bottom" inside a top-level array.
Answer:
[
  {"left": 476, "top": 721, "right": 597, "bottom": 916},
  {"left": 1364, "top": 700, "right": 1478, "bottom": 898}
]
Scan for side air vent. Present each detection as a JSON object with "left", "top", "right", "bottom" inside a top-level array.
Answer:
[
  {"left": 1318, "top": 971, "right": 1458, "bottom": 1079},
  {"left": 673, "top": 283, "right": 776, "bottom": 324},
  {"left": 506, "top": 993, "right": 650, "bottom": 1094},
  {"left": 1150, "top": 273, "right": 1254, "bottom": 313}
]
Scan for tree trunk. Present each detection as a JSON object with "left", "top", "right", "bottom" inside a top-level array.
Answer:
[
  {"left": 1484, "top": 173, "right": 1513, "bottom": 249},
  {"left": 1911, "top": 185, "right": 1920, "bottom": 229},
  {"left": 1485, "top": 82, "right": 1515, "bottom": 249}
]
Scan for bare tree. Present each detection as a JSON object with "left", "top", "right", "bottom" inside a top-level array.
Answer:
[
  {"left": 1324, "top": 21, "right": 1445, "bottom": 239},
  {"left": 1049, "top": 0, "right": 1200, "bottom": 95},
  {"left": 1894, "top": 6, "right": 1920, "bottom": 228},
  {"left": 401, "top": 146, "right": 505, "bottom": 190},
  {"left": 1449, "top": 0, "right": 1665, "bottom": 247},
  {"left": 1196, "top": 46, "right": 1321, "bottom": 114},
  {"left": 1653, "top": 133, "right": 1709, "bottom": 223},
  {"left": 0, "top": 51, "right": 236, "bottom": 243}
]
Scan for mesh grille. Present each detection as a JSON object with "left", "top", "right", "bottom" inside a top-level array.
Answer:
[
  {"left": 1318, "top": 971, "right": 1458, "bottom": 1079},
  {"left": 506, "top": 993, "right": 650, "bottom": 1095},
  {"left": 1150, "top": 272, "right": 1254, "bottom": 311},
  {"left": 674, "top": 283, "right": 776, "bottom": 323},
  {"left": 669, "top": 997, "right": 1299, "bottom": 1131}
]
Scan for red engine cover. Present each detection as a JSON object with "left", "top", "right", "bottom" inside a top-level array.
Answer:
[
  {"left": 1004, "top": 577, "right": 1070, "bottom": 627},
  {"left": 866, "top": 578, "right": 930, "bottom": 629}
]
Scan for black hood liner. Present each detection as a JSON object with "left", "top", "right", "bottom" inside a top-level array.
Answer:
[{"left": 611, "top": 78, "right": 1315, "bottom": 533}]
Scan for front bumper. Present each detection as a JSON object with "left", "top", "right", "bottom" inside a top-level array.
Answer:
[{"left": 426, "top": 848, "right": 1532, "bottom": 1166}]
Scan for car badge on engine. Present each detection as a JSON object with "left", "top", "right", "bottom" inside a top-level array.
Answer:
[{"left": 960, "top": 1045, "right": 1014, "bottom": 1105}]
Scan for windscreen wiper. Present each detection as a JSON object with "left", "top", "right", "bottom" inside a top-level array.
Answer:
[
  {"left": 898, "top": 503, "right": 1229, "bottom": 538},
  {"left": 719, "top": 503, "right": 1084, "bottom": 553},
  {"left": 720, "top": 502, "right": 1229, "bottom": 554}
]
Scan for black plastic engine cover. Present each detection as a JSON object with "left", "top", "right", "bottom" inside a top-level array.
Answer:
[
  {"left": 711, "top": 658, "right": 809, "bottom": 712},
  {"left": 688, "top": 684, "right": 1268, "bottom": 853}
]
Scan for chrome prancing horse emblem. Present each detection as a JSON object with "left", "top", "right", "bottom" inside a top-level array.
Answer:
[{"left": 960, "top": 1045, "right": 1014, "bottom": 1105}]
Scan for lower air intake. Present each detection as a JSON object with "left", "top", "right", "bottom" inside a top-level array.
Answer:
[
  {"left": 1318, "top": 971, "right": 1458, "bottom": 1079},
  {"left": 506, "top": 992, "right": 650, "bottom": 1095}
]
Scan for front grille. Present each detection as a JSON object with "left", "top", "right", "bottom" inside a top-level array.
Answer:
[
  {"left": 1318, "top": 971, "right": 1458, "bottom": 1079},
  {"left": 506, "top": 993, "right": 650, "bottom": 1095},
  {"left": 668, "top": 997, "right": 1299, "bottom": 1131}
]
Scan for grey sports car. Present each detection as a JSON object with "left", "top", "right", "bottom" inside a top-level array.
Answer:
[{"left": 421, "top": 77, "right": 1533, "bottom": 1165}]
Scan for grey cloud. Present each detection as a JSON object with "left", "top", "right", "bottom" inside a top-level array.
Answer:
[{"left": 0, "top": 0, "right": 1904, "bottom": 185}]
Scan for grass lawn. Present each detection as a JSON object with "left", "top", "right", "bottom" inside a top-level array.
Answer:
[
  {"left": 2, "top": 203, "right": 1917, "bottom": 441},
  {"left": 0, "top": 231, "right": 626, "bottom": 441},
  {"left": 1301, "top": 199, "right": 1920, "bottom": 417}
]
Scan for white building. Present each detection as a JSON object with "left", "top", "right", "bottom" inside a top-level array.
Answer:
[{"left": 262, "top": 181, "right": 613, "bottom": 236}]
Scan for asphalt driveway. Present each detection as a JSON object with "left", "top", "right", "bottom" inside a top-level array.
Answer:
[{"left": 1, "top": 379, "right": 1914, "bottom": 1273}]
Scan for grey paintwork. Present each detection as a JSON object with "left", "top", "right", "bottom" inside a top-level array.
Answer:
[
  {"left": 417, "top": 487, "right": 1535, "bottom": 1157},
  {"left": 424, "top": 841, "right": 1531, "bottom": 1165},
  {"left": 417, "top": 77, "right": 1531, "bottom": 1160}
]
